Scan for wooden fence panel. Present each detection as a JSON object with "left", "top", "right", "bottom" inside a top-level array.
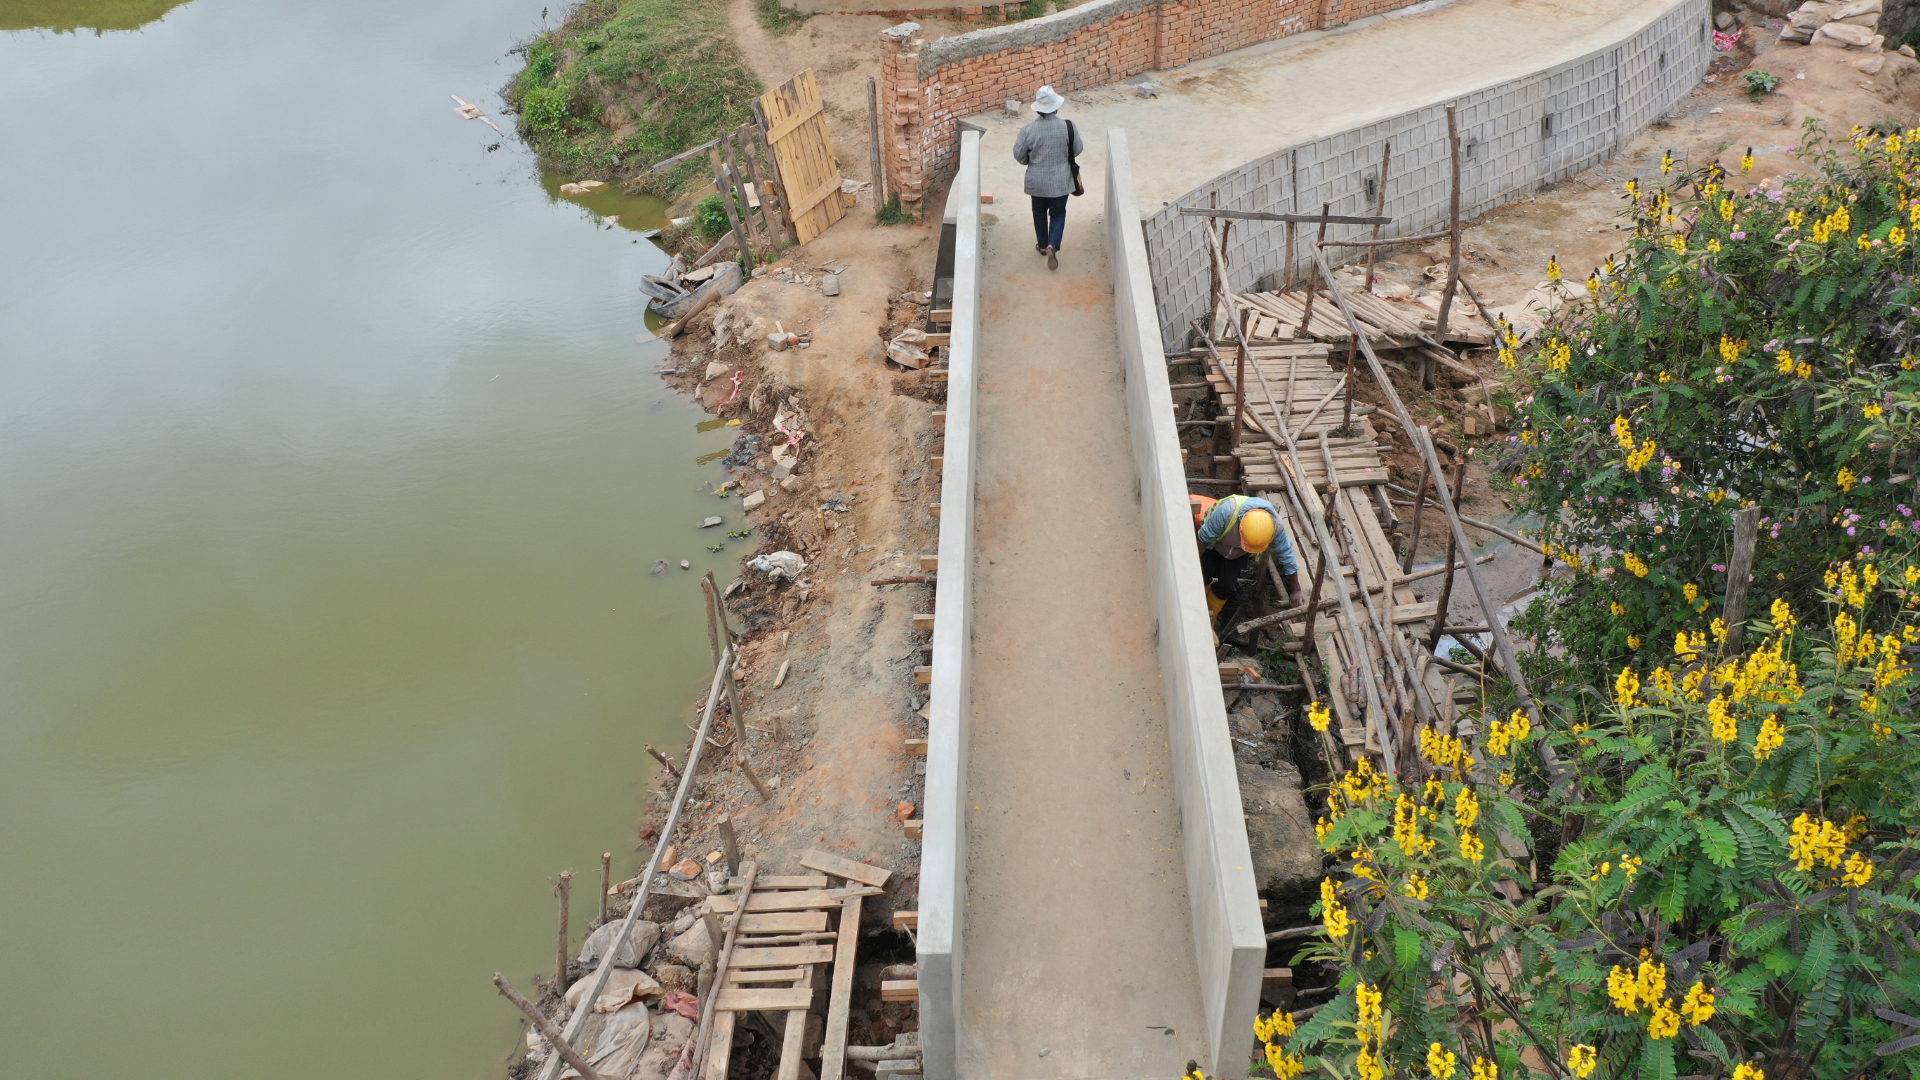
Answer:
[{"left": 760, "top": 69, "right": 845, "bottom": 245}]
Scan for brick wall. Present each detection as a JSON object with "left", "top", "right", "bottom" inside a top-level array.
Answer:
[
  {"left": 877, "top": 0, "right": 1424, "bottom": 209},
  {"left": 1139, "top": 0, "right": 1713, "bottom": 348}
]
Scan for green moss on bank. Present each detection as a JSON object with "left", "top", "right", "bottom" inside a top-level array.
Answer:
[{"left": 502, "top": 0, "right": 764, "bottom": 192}]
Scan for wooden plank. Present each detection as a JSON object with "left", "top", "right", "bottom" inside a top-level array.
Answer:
[
  {"left": 729, "top": 967, "right": 806, "bottom": 984},
  {"left": 707, "top": 888, "right": 873, "bottom": 914},
  {"left": 818, "top": 895, "right": 863, "bottom": 1080},
  {"left": 1264, "top": 968, "right": 1294, "bottom": 988},
  {"left": 765, "top": 97, "right": 826, "bottom": 144},
  {"left": 789, "top": 172, "right": 848, "bottom": 219},
  {"left": 911, "top": 614, "right": 935, "bottom": 631},
  {"left": 775, "top": 964, "right": 815, "bottom": 1080},
  {"left": 703, "top": 1010, "right": 737, "bottom": 1080},
  {"left": 928, "top": 308, "right": 953, "bottom": 323},
  {"left": 915, "top": 666, "right": 933, "bottom": 684},
  {"left": 715, "top": 987, "right": 814, "bottom": 1012},
  {"left": 918, "top": 555, "right": 938, "bottom": 571},
  {"left": 880, "top": 979, "right": 918, "bottom": 1002},
  {"left": 903, "top": 819, "right": 922, "bottom": 840},
  {"left": 729, "top": 944, "right": 836, "bottom": 968},
  {"left": 1392, "top": 601, "right": 1440, "bottom": 624},
  {"left": 892, "top": 910, "right": 919, "bottom": 931},
  {"left": 728, "top": 874, "right": 830, "bottom": 891},
  {"left": 737, "top": 910, "right": 831, "bottom": 934},
  {"left": 903, "top": 737, "right": 928, "bottom": 756},
  {"left": 799, "top": 849, "right": 893, "bottom": 888}
]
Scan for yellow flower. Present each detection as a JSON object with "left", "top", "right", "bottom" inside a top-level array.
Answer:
[
  {"left": 1741, "top": 147, "right": 1755, "bottom": 172},
  {"left": 1547, "top": 255, "right": 1562, "bottom": 283},
  {"left": 1356, "top": 982, "right": 1384, "bottom": 1033},
  {"left": 1797, "top": 361, "right": 1813, "bottom": 378},
  {"left": 1865, "top": 401, "right": 1885, "bottom": 419},
  {"left": 1842, "top": 850, "right": 1874, "bottom": 887},
  {"left": 1681, "top": 981, "right": 1716, "bottom": 1025},
  {"left": 1708, "top": 695, "right": 1738, "bottom": 743},
  {"left": 1321, "top": 876, "right": 1352, "bottom": 940},
  {"left": 1628, "top": 634, "right": 1643, "bottom": 649},
  {"left": 1568, "top": 1045, "right": 1598, "bottom": 1079},
  {"left": 1720, "top": 195, "right": 1736, "bottom": 222},
  {"left": 1272, "top": 1010, "right": 1296, "bottom": 1039},
  {"left": 1624, "top": 552, "right": 1650, "bottom": 577},
  {"left": 1612, "top": 414, "right": 1635, "bottom": 450},
  {"left": 1754, "top": 715, "right": 1784, "bottom": 760},
  {"left": 1732, "top": 1064, "right": 1765, "bottom": 1080},
  {"left": 1454, "top": 786, "right": 1480, "bottom": 830},
  {"left": 1607, "top": 964, "right": 1641, "bottom": 1012},
  {"left": 1771, "top": 597, "right": 1796, "bottom": 632},
  {"left": 1611, "top": 601, "right": 1626, "bottom": 616},
  {"left": 1459, "top": 831, "right": 1486, "bottom": 861},
  {"left": 1637, "top": 959, "right": 1668, "bottom": 1004},
  {"left": 1684, "top": 582, "right": 1700, "bottom": 604},
  {"left": 1838, "top": 467, "right": 1857, "bottom": 492},
  {"left": 1403, "top": 870, "right": 1430, "bottom": 900},
  {"left": 1308, "top": 701, "right": 1331, "bottom": 732},
  {"left": 1776, "top": 348, "right": 1794, "bottom": 374},
  {"left": 1648, "top": 999, "right": 1682, "bottom": 1039},
  {"left": 1470, "top": 1058, "right": 1498, "bottom": 1080},
  {"left": 1662, "top": 149, "right": 1675, "bottom": 174},
  {"left": 1893, "top": 224, "right": 1909, "bottom": 248},
  {"left": 1617, "top": 667, "right": 1642, "bottom": 706},
  {"left": 1356, "top": 1041, "right": 1386, "bottom": 1080},
  {"left": 1427, "top": 1043, "right": 1458, "bottom": 1080}
]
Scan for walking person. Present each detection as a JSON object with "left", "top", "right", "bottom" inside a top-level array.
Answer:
[{"left": 1011, "top": 85, "right": 1083, "bottom": 271}]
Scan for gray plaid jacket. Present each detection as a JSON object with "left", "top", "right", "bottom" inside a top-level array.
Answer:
[{"left": 1012, "top": 115, "right": 1084, "bottom": 198}]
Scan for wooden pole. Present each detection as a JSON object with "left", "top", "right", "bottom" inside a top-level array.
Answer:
[
  {"left": 645, "top": 744, "right": 682, "bottom": 778},
  {"left": 1401, "top": 461, "right": 1432, "bottom": 575},
  {"left": 1284, "top": 220, "right": 1297, "bottom": 294},
  {"left": 1364, "top": 141, "right": 1391, "bottom": 292},
  {"left": 706, "top": 571, "right": 738, "bottom": 644},
  {"left": 1433, "top": 105, "right": 1463, "bottom": 346},
  {"left": 700, "top": 578, "right": 722, "bottom": 666},
  {"left": 747, "top": 113, "right": 796, "bottom": 242},
  {"left": 1299, "top": 489, "right": 1337, "bottom": 646},
  {"left": 1722, "top": 505, "right": 1762, "bottom": 654},
  {"left": 735, "top": 745, "right": 774, "bottom": 802},
  {"left": 866, "top": 77, "right": 887, "bottom": 210},
  {"left": 494, "top": 974, "right": 609, "bottom": 1080},
  {"left": 1232, "top": 309, "right": 1250, "bottom": 450},
  {"left": 703, "top": 581, "right": 742, "bottom": 721},
  {"left": 1340, "top": 341, "right": 1356, "bottom": 432},
  {"left": 730, "top": 127, "right": 778, "bottom": 251},
  {"left": 709, "top": 145, "right": 754, "bottom": 274},
  {"left": 690, "top": 863, "right": 761, "bottom": 1079},
  {"left": 598, "top": 854, "right": 611, "bottom": 927},
  {"left": 555, "top": 871, "right": 572, "bottom": 992},
  {"left": 717, "top": 814, "right": 740, "bottom": 876},
  {"left": 1425, "top": 458, "right": 1469, "bottom": 653},
  {"left": 1298, "top": 203, "right": 1331, "bottom": 337}
]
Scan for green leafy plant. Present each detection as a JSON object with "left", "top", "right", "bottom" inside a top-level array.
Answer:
[
  {"left": 1500, "top": 121, "right": 1920, "bottom": 688},
  {"left": 874, "top": 192, "right": 913, "bottom": 227},
  {"left": 694, "top": 194, "right": 730, "bottom": 238},
  {"left": 1257, "top": 558, "right": 1920, "bottom": 1079},
  {"left": 1745, "top": 69, "right": 1781, "bottom": 102},
  {"left": 520, "top": 85, "right": 571, "bottom": 133}
]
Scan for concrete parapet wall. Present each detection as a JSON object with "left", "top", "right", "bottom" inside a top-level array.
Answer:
[
  {"left": 878, "top": 0, "right": 1417, "bottom": 203},
  {"left": 1140, "top": 0, "right": 1711, "bottom": 349},
  {"left": 915, "top": 127, "right": 982, "bottom": 1080},
  {"left": 1106, "top": 127, "right": 1265, "bottom": 1075}
]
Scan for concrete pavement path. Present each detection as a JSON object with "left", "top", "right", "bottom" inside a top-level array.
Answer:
[{"left": 958, "top": 132, "right": 1211, "bottom": 1078}]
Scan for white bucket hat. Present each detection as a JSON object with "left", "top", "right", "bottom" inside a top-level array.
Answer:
[{"left": 1033, "top": 85, "right": 1064, "bottom": 114}]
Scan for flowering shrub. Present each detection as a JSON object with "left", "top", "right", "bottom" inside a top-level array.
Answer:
[
  {"left": 1501, "top": 122, "right": 1920, "bottom": 685},
  {"left": 1248, "top": 553, "right": 1920, "bottom": 1080}
]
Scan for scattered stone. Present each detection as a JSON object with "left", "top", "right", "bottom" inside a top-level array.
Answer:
[
  {"left": 651, "top": 559, "right": 667, "bottom": 574},
  {"left": 780, "top": 474, "right": 802, "bottom": 492},
  {"left": 1003, "top": 99, "right": 1021, "bottom": 117},
  {"left": 822, "top": 274, "right": 841, "bottom": 296},
  {"left": 669, "top": 910, "right": 697, "bottom": 935},
  {"left": 653, "top": 963, "right": 694, "bottom": 992},
  {"left": 667, "top": 857, "right": 704, "bottom": 879},
  {"left": 704, "top": 360, "right": 729, "bottom": 381},
  {"left": 578, "top": 919, "right": 662, "bottom": 969},
  {"left": 752, "top": 265, "right": 768, "bottom": 278},
  {"left": 680, "top": 560, "right": 692, "bottom": 570},
  {"left": 1854, "top": 52, "right": 1887, "bottom": 72},
  {"left": 742, "top": 490, "right": 767, "bottom": 510},
  {"left": 1135, "top": 81, "right": 1159, "bottom": 98},
  {"left": 664, "top": 920, "right": 715, "bottom": 968},
  {"left": 896, "top": 801, "right": 915, "bottom": 821},
  {"left": 698, "top": 516, "right": 724, "bottom": 529},
  {"left": 1715, "top": 9, "right": 1735, "bottom": 28}
]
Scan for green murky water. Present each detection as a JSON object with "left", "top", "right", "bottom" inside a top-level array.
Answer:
[{"left": 0, "top": 2, "right": 743, "bottom": 1077}]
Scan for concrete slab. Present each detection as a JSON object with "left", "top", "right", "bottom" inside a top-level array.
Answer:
[
  {"left": 962, "top": 0, "right": 1681, "bottom": 211},
  {"left": 958, "top": 127, "right": 1209, "bottom": 1078}
]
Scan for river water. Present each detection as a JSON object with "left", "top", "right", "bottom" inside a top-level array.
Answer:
[{"left": 0, "top": 2, "right": 742, "bottom": 1076}]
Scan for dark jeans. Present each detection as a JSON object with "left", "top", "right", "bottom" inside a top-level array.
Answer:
[
  {"left": 1031, "top": 194, "right": 1068, "bottom": 250},
  {"left": 1200, "top": 549, "right": 1251, "bottom": 630}
]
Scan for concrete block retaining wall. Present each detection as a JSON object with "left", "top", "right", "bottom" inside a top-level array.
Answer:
[
  {"left": 877, "top": 0, "right": 1416, "bottom": 208},
  {"left": 1107, "top": 127, "right": 1266, "bottom": 1075},
  {"left": 915, "top": 127, "right": 982, "bottom": 1080},
  {"left": 1140, "top": 0, "right": 1711, "bottom": 349}
]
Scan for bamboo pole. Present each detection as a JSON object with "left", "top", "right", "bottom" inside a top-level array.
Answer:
[
  {"left": 532, "top": 653, "right": 733, "bottom": 1080},
  {"left": 1433, "top": 105, "right": 1463, "bottom": 346},
  {"left": 1401, "top": 462, "right": 1432, "bottom": 575},
  {"left": 702, "top": 577, "right": 741, "bottom": 721},
  {"left": 555, "top": 871, "right": 572, "bottom": 991},
  {"left": 1425, "top": 459, "right": 1469, "bottom": 653},
  {"left": 645, "top": 744, "right": 682, "bottom": 778},
  {"left": 730, "top": 126, "right": 779, "bottom": 250},
  {"left": 1364, "top": 141, "right": 1390, "bottom": 296},
  {"left": 1308, "top": 243, "right": 1568, "bottom": 787},
  {"left": 866, "top": 78, "right": 887, "bottom": 210},
  {"left": 1298, "top": 203, "right": 1331, "bottom": 338},
  {"left": 494, "top": 974, "right": 609, "bottom": 1080},
  {"left": 717, "top": 814, "right": 740, "bottom": 876}
]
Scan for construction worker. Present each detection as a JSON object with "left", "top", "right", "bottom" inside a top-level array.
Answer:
[{"left": 1192, "top": 493, "right": 1304, "bottom": 634}]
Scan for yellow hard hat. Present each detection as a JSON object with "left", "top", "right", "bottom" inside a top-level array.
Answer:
[{"left": 1240, "top": 509, "right": 1276, "bottom": 554}]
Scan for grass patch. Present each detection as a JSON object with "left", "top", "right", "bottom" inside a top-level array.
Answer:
[
  {"left": 753, "top": 0, "right": 810, "bottom": 36},
  {"left": 874, "top": 193, "right": 913, "bottom": 226},
  {"left": 501, "top": 0, "right": 764, "bottom": 190}
]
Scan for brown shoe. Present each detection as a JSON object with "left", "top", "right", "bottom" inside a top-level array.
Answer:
[
  {"left": 1036, "top": 244, "right": 1048, "bottom": 256},
  {"left": 1047, "top": 247, "right": 1059, "bottom": 271}
]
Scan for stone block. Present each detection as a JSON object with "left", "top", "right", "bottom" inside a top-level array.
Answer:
[{"left": 742, "top": 489, "right": 767, "bottom": 510}]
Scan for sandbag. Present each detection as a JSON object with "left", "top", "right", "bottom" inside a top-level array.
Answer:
[{"left": 578, "top": 919, "right": 661, "bottom": 970}]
